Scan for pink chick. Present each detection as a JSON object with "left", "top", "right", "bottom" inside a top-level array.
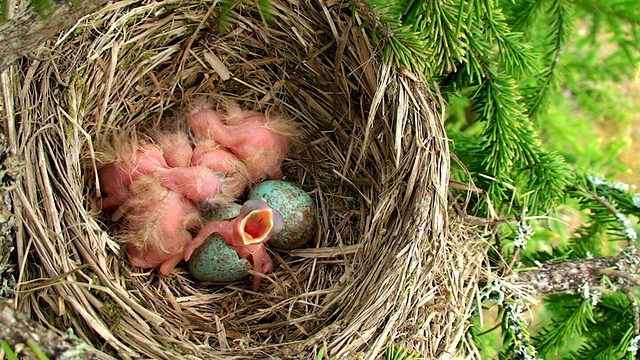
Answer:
[
  {"left": 185, "top": 105, "right": 298, "bottom": 183},
  {"left": 184, "top": 199, "right": 284, "bottom": 290},
  {"left": 190, "top": 139, "right": 250, "bottom": 199},
  {"left": 98, "top": 144, "right": 169, "bottom": 211},
  {"left": 153, "top": 165, "right": 227, "bottom": 205},
  {"left": 119, "top": 175, "right": 201, "bottom": 275},
  {"left": 154, "top": 131, "right": 194, "bottom": 168},
  {"left": 185, "top": 107, "right": 225, "bottom": 143}
]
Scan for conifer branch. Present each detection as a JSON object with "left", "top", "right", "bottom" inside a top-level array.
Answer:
[
  {"left": 624, "top": 288, "right": 640, "bottom": 335},
  {"left": 515, "top": 256, "right": 621, "bottom": 295},
  {"left": 599, "top": 269, "right": 640, "bottom": 287},
  {"left": 573, "top": 0, "right": 640, "bottom": 26},
  {"left": 524, "top": 0, "right": 572, "bottom": 119}
]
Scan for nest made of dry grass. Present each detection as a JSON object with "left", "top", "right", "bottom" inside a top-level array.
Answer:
[{"left": 1, "top": 0, "right": 487, "bottom": 358}]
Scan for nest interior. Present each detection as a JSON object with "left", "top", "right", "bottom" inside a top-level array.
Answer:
[{"left": 2, "top": 0, "right": 485, "bottom": 358}]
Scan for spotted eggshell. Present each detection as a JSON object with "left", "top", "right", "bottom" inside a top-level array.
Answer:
[
  {"left": 188, "top": 234, "right": 251, "bottom": 282},
  {"left": 188, "top": 203, "right": 249, "bottom": 282},
  {"left": 209, "top": 203, "right": 241, "bottom": 221},
  {"left": 248, "top": 180, "right": 316, "bottom": 249}
]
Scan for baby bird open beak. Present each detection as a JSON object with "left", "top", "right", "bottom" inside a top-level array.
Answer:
[
  {"left": 183, "top": 199, "right": 283, "bottom": 290},
  {"left": 240, "top": 209, "right": 274, "bottom": 245},
  {"left": 237, "top": 200, "right": 285, "bottom": 246}
]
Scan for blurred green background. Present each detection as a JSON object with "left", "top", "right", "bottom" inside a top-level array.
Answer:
[{"left": 458, "top": 15, "right": 640, "bottom": 357}]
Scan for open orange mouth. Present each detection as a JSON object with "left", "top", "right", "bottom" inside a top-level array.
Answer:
[{"left": 240, "top": 208, "right": 274, "bottom": 245}]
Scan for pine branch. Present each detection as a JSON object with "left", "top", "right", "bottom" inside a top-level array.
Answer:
[
  {"left": 523, "top": 0, "right": 572, "bottom": 119},
  {"left": 568, "top": 292, "right": 637, "bottom": 359},
  {"left": 571, "top": 176, "right": 640, "bottom": 250},
  {"left": 515, "top": 256, "right": 621, "bottom": 295},
  {"left": 444, "top": 2, "right": 572, "bottom": 216},
  {"left": 506, "top": 0, "right": 547, "bottom": 33},
  {"left": 363, "top": 0, "right": 468, "bottom": 75},
  {"left": 468, "top": 70, "right": 570, "bottom": 214},
  {"left": 573, "top": 0, "right": 640, "bottom": 28},
  {"left": 533, "top": 292, "right": 600, "bottom": 359},
  {"left": 600, "top": 269, "right": 640, "bottom": 287},
  {"left": 475, "top": 71, "right": 540, "bottom": 175},
  {"left": 479, "top": 0, "right": 537, "bottom": 79}
]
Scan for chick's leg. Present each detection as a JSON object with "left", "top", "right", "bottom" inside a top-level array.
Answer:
[
  {"left": 249, "top": 246, "right": 273, "bottom": 291},
  {"left": 159, "top": 252, "right": 186, "bottom": 275}
]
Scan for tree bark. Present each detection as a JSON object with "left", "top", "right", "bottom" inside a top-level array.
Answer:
[
  {"left": 0, "top": 0, "right": 110, "bottom": 69},
  {"left": 0, "top": 300, "right": 103, "bottom": 359},
  {"left": 0, "top": 134, "right": 21, "bottom": 297},
  {"left": 515, "top": 254, "right": 639, "bottom": 295}
]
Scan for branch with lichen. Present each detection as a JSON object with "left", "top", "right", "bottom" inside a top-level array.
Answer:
[
  {"left": 513, "top": 254, "right": 637, "bottom": 295},
  {"left": 0, "top": 301, "right": 96, "bottom": 359},
  {"left": 479, "top": 280, "right": 539, "bottom": 360},
  {"left": 0, "top": 134, "right": 22, "bottom": 298}
]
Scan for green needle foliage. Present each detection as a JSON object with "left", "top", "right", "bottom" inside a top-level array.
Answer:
[
  {"left": 536, "top": 291, "right": 638, "bottom": 359},
  {"left": 368, "top": 0, "right": 574, "bottom": 216},
  {"left": 506, "top": 0, "right": 573, "bottom": 119},
  {"left": 533, "top": 294, "right": 597, "bottom": 359},
  {"left": 567, "top": 175, "right": 639, "bottom": 256}
]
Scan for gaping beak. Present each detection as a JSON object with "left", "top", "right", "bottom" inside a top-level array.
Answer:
[{"left": 240, "top": 208, "right": 275, "bottom": 245}]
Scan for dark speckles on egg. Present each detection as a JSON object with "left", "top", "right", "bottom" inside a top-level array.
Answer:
[
  {"left": 248, "top": 180, "right": 317, "bottom": 249},
  {"left": 208, "top": 203, "right": 241, "bottom": 221},
  {"left": 188, "top": 234, "right": 252, "bottom": 282},
  {"left": 188, "top": 203, "right": 250, "bottom": 282}
]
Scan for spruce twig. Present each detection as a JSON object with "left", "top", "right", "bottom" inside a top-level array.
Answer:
[
  {"left": 623, "top": 286, "right": 640, "bottom": 335},
  {"left": 516, "top": 256, "right": 621, "bottom": 295}
]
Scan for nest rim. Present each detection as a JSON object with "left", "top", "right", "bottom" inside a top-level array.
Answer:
[{"left": 2, "top": 0, "right": 487, "bottom": 359}]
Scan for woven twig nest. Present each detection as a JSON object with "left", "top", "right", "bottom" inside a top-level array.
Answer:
[{"left": 3, "top": 0, "right": 485, "bottom": 358}]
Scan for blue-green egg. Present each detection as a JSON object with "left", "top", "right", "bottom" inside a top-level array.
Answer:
[
  {"left": 188, "top": 234, "right": 251, "bottom": 282},
  {"left": 209, "top": 203, "right": 241, "bottom": 220},
  {"left": 248, "top": 180, "right": 317, "bottom": 249},
  {"left": 188, "top": 203, "right": 249, "bottom": 282}
]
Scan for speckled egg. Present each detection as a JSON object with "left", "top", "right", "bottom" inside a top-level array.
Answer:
[
  {"left": 188, "top": 203, "right": 250, "bottom": 282},
  {"left": 248, "top": 180, "right": 316, "bottom": 249},
  {"left": 188, "top": 234, "right": 251, "bottom": 282},
  {"left": 208, "top": 203, "right": 241, "bottom": 221}
]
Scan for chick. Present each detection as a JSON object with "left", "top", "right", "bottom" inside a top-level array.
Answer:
[
  {"left": 190, "top": 139, "right": 250, "bottom": 199},
  {"left": 185, "top": 107, "right": 224, "bottom": 143},
  {"left": 98, "top": 143, "right": 169, "bottom": 211},
  {"left": 99, "top": 135, "right": 226, "bottom": 207},
  {"left": 154, "top": 131, "right": 194, "bottom": 168},
  {"left": 185, "top": 104, "right": 299, "bottom": 183},
  {"left": 153, "top": 165, "right": 226, "bottom": 204},
  {"left": 183, "top": 199, "right": 284, "bottom": 290},
  {"left": 119, "top": 175, "right": 201, "bottom": 275},
  {"left": 98, "top": 162, "right": 132, "bottom": 211}
]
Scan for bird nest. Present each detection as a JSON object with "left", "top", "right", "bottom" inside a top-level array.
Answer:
[{"left": 2, "top": 0, "right": 486, "bottom": 358}]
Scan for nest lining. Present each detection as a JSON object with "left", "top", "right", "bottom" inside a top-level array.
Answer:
[{"left": 2, "top": 0, "right": 486, "bottom": 358}]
